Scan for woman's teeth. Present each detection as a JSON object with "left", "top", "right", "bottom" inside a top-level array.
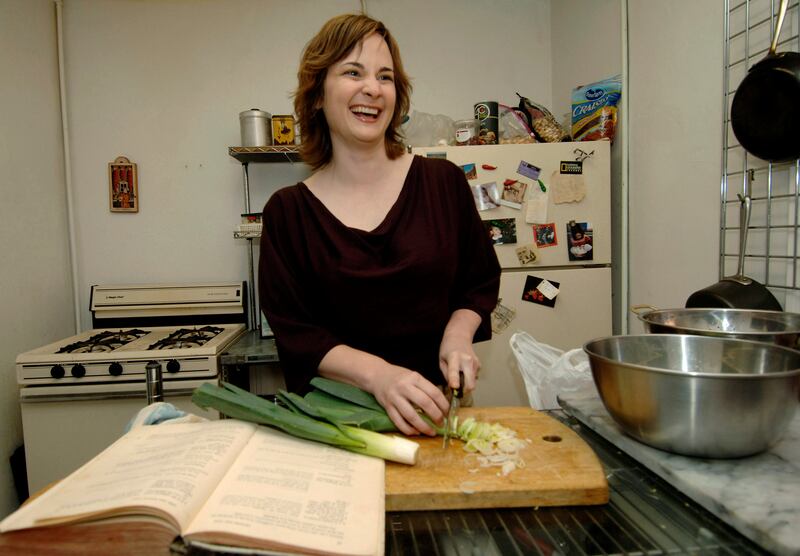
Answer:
[{"left": 351, "top": 106, "right": 379, "bottom": 119}]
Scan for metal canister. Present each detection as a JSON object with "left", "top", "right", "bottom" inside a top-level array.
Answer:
[
  {"left": 474, "top": 101, "right": 499, "bottom": 145},
  {"left": 239, "top": 109, "right": 272, "bottom": 146},
  {"left": 272, "top": 114, "right": 295, "bottom": 146}
]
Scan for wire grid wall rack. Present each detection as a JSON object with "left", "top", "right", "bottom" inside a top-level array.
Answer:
[{"left": 722, "top": 0, "right": 800, "bottom": 309}]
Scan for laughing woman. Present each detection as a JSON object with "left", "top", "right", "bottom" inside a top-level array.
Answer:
[{"left": 258, "top": 13, "right": 500, "bottom": 436}]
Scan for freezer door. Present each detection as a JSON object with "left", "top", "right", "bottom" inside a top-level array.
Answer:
[
  {"left": 473, "top": 267, "right": 612, "bottom": 407},
  {"left": 412, "top": 141, "right": 611, "bottom": 268}
]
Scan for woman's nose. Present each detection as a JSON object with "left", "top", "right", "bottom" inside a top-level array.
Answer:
[{"left": 362, "top": 77, "right": 379, "bottom": 97}]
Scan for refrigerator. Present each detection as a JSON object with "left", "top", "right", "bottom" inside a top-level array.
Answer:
[{"left": 412, "top": 141, "right": 612, "bottom": 407}]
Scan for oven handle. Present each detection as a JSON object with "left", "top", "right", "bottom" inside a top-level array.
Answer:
[{"left": 19, "top": 387, "right": 199, "bottom": 404}]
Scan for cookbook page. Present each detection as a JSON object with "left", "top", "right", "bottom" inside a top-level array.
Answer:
[
  {"left": 185, "top": 427, "right": 385, "bottom": 556},
  {"left": 0, "top": 420, "right": 257, "bottom": 533}
]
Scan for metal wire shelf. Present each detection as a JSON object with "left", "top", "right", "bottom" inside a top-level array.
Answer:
[{"left": 722, "top": 0, "right": 800, "bottom": 301}]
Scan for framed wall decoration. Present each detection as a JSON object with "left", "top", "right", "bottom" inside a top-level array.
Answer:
[{"left": 108, "top": 156, "right": 138, "bottom": 212}]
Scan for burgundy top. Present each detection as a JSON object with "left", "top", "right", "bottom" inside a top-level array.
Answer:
[{"left": 258, "top": 155, "right": 501, "bottom": 394}]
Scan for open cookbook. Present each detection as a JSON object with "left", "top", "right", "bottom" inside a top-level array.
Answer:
[{"left": 0, "top": 420, "right": 385, "bottom": 556}]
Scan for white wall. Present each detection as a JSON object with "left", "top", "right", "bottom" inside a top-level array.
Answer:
[
  {"left": 63, "top": 0, "right": 552, "bottom": 328},
  {"left": 550, "top": 0, "right": 624, "bottom": 332},
  {"left": 627, "top": 1, "right": 724, "bottom": 332},
  {"left": 0, "top": 0, "right": 76, "bottom": 515}
]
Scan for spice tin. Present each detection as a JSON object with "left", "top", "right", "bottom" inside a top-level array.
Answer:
[
  {"left": 474, "top": 101, "right": 499, "bottom": 145},
  {"left": 272, "top": 114, "right": 295, "bottom": 146}
]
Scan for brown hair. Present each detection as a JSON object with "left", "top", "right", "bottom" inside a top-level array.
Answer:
[{"left": 293, "top": 14, "right": 412, "bottom": 171}]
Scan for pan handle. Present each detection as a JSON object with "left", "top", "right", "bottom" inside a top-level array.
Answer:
[
  {"left": 769, "top": 0, "right": 789, "bottom": 56},
  {"left": 733, "top": 189, "right": 753, "bottom": 285},
  {"left": 630, "top": 304, "right": 658, "bottom": 315}
]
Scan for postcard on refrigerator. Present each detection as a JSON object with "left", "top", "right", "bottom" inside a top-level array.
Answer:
[
  {"left": 472, "top": 182, "right": 500, "bottom": 211},
  {"left": 483, "top": 218, "right": 517, "bottom": 245}
]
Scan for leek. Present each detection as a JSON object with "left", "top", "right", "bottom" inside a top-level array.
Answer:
[{"left": 192, "top": 382, "right": 418, "bottom": 465}]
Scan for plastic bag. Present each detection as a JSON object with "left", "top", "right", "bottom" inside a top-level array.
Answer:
[
  {"left": 400, "top": 110, "right": 455, "bottom": 147},
  {"left": 509, "top": 331, "right": 597, "bottom": 410},
  {"left": 499, "top": 103, "right": 536, "bottom": 144},
  {"left": 515, "top": 93, "right": 571, "bottom": 143}
]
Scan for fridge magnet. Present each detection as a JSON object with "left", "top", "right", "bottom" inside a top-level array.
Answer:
[
  {"left": 525, "top": 192, "right": 548, "bottom": 224},
  {"left": 483, "top": 218, "right": 517, "bottom": 245},
  {"left": 550, "top": 169, "right": 586, "bottom": 204},
  {"left": 567, "top": 220, "right": 594, "bottom": 261},
  {"left": 481, "top": 164, "right": 497, "bottom": 170},
  {"left": 533, "top": 223, "right": 558, "bottom": 247},
  {"left": 559, "top": 160, "right": 583, "bottom": 174},
  {"left": 471, "top": 182, "right": 500, "bottom": 211},
  {"left": 517, "top": 160, "right": 541, "bottom": 181},
  {"left": 499, "top": 180, "right": 528, "bottom": 209},
  {"left": 108, "top": 156, "right": 138, "bottom": 213},
  {"left": 426, "top": 152, "right": 447, "bottom": 159},
  {"left": 515, "top": 243, "right": 539, "bottom": 265},
  {"left": 490, "top": 299, "right": 517, "bottom": 334},
  {"left": 522, "top": 275, "right": 560, "bottom": 308},
  {"left": 460, "top": 163, "right": 478, "bottom": 180}
]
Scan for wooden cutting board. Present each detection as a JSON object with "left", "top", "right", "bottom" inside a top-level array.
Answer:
[{"left": 385, "top": 407, "right": 608, "bottom": 511}]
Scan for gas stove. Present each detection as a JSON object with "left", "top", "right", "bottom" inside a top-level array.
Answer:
[
  {"left": 15, "top": 283, "right": 247, "bottom": 389},
  {"left": 16, "top": 324, "right": 246, "bottom": 386},
  {"left": 16, "top": 282, "right": 249, "bottom": 494}
]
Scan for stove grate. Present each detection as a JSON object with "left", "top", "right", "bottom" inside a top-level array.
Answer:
[
  {"left": 56, "top": 329, "right": 149, "bottom": 354},
  {"left": 147, "top": 326, "right": 224, "bottom": 350}
]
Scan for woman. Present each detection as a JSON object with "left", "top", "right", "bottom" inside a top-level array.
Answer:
[{"left": 258, "top": 13, "right": 500, "bottom": 436}]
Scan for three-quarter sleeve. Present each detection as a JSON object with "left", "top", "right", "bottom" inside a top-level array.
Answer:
[{"left": 258, "top": 191, "right": 342, "bottom": 393}]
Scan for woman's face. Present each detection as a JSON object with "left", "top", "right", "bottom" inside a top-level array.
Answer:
[{"left": 320, "top": 33, "right": 397, "bottom": 151}]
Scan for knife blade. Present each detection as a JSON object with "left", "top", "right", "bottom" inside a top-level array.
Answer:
[{"left": 443, "top": 370, "right": 465, "bottom": 449}]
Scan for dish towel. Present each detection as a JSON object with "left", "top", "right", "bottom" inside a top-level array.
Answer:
[{"left": 125, "top": 402, "right": 207, "bottom": 433}]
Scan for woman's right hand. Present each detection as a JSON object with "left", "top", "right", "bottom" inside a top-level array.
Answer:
[{"left": 368, "top": 364, "right": 449, "bottom": 437}]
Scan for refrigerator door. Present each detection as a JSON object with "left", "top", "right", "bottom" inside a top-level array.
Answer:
[
  {"left": 473, "top": 267, "right": 612, "bottom": 407},
  {"left": 412, "top": 141, "right": 611, "bottom": 268}
]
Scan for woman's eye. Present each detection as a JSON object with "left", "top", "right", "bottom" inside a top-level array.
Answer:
[{"left": 379, "top": 74, "right": 394, "bottom": 82}]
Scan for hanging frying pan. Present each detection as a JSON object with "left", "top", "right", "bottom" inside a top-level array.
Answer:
[
  {"left": 686, "top": 184, "right": 782, "bottom": 311},
  {"left": 730, "top": 0, "right": 800, "bottom": 163}
]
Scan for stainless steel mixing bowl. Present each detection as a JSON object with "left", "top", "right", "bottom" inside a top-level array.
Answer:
[
  {"left": 583, "top": 334, "right": 800, "bottom": 458},
  {"left": 634, "top": 306, "right": 800, "bottom": 348}
]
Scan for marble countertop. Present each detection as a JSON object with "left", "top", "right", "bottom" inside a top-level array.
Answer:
[{"left": 559, "top": 394, "right": 800, "bottom": 556}]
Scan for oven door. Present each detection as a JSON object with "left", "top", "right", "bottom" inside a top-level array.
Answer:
[{"left": 20, "top": 378, "right": 218, "bottom": 494}]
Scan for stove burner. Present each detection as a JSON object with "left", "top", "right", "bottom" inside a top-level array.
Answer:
[
  {"left": 57, "top": 329, "right": 149, "bottom": 354},
  {"left": 147, "top": 326, "right": 223, "bottom": 350}
]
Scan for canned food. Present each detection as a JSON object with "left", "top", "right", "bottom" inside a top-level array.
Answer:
[
  {"left": 272, "top": 114, "right": 295, "bottom": 146},
  {"left": 474, "top": 101, "right": 499, "bottom": 145}
]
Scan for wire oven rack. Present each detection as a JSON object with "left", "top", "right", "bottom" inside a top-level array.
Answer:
[
  {"left": 722, "top": 0, "right": 800, "bottom": 309},
  {"left": 385, "top": 412, "right": 767, "bottom": 556}
]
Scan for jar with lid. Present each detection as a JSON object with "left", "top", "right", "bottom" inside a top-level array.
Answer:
[
  {"left": 239, "top": 109, "right": 272, "bottom": 146},
  {"left": 454, "top": 118, "right": 479, "bottom": 146}
]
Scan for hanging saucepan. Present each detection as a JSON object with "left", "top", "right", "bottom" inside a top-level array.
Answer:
[
  {"left": 730, "top": 0, "right": 800, "bottom": 163},
  {"left": 686, "top": 190, "right": 782, "bottom": 310}
]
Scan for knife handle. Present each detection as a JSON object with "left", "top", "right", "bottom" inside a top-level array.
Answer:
[{"left": 454, "top": 370, "right": 464, "bottom": 399}]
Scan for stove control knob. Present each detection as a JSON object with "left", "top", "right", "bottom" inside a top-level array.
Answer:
[
  {"left": 166, "top": 359, "right": 180, "bottom": 373},
  {"left": 50, "top": 365, "right": 65, "bottom": 379},
  {"left": 108, "top": 362, "right": 123, "bottom": 376},
  {"left": 71, "top": 364, "right": 86, "bottom": 378}
]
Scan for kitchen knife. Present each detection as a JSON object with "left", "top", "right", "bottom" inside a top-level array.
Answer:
[{"left": 443, "top": 370, "right": 465, "bottom": 449}]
